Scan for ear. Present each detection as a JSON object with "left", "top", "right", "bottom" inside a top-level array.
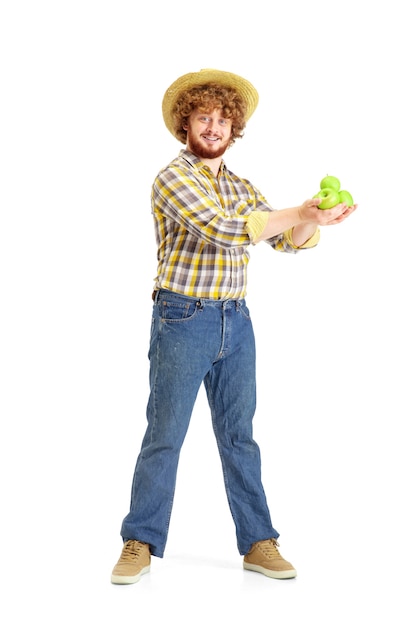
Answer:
[{"left": 183, "top": 123, "right": 188, "bottom": 130}]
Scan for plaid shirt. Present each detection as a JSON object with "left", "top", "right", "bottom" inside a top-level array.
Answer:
[{"left": 151, "top": 149, "right": 317, "bottom": 299}]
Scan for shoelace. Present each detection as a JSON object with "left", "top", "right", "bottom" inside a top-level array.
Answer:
[
  {"left": 259, "top": 538, "right": 282, "bottom": 559},
  {"left": 119, "top": 540, "right": 146, "bottom": 563}
]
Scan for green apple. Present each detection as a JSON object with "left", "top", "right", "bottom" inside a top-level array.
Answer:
[
  {"left": 313, "top": 187, "right": 340, "bottom": 209},
  {"left": 320, "top": 175, "right": 340, "bottom": 192},
  {"left": 338, "top": 189, "right": 354, "bottom": 206}
]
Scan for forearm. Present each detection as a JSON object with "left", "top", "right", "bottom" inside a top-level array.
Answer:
[
  {"left": 251, "top": 196, "right": 357, "bottom": 247},
  {"left": 291, "top": 223, "right": 318, "bottom": 247},
  {"left": 253, "top": 207, "right": 305, "bottom": 243},
  {"left": 253, "top": 196, "right": 339, "bottom": 246}
]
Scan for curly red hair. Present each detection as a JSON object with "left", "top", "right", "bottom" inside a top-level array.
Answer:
[{"left": 171, "top": 83, "right": 247, "bottom": 146}]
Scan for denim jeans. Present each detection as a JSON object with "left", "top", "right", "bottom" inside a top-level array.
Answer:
[{"left": 120, "top": 289, "right": 278, "bottom": 557}]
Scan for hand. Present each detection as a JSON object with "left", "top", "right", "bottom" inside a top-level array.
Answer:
[{"left": 299, "top": 197, "right": 358, "bottom": 226}]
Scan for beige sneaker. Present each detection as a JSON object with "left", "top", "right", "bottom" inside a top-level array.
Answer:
[
  {"left": 243, "top": 538, "right": 297, "bottom": 579},
  {"left": 111, "top": 540, "right": 151, "bottom": 584}
]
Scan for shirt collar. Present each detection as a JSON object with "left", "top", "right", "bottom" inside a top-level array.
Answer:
[{"left": 179, "top": 149, "right": 226, "bottom": 175}]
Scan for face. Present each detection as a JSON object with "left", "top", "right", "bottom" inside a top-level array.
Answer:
[{"left": 184, "top": 108, "right": 232, "bottom": 159}]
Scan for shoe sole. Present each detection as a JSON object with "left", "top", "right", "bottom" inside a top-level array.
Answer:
[
  {"left": 111, "top": 565, "right": 151, "bottom": 585},
  {"left": 243, "top": 562, "right": 297, "bottom": 579}
]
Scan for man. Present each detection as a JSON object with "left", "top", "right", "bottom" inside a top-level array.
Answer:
[{"left": 111, "top": 68, "right": 356, "bottom": 584}]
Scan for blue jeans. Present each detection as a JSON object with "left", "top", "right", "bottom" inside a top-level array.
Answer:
[{"left": 120, "top": 289, "right": 278, "bottom": 557}]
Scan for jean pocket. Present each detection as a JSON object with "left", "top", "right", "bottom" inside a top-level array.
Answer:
[
  {"left": 160, "top": 299, "right": 201, "bottom": 322},
  {"left": 237, "top": 301, "right": 251, "bottom": 320}
]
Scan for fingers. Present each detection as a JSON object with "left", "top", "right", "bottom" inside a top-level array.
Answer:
[
  {"left": 327, "top": 203, "right": 357, "bottom": 224},
  {"left": 316, "top": 202, "right": 356, "bottom": 225},
  {"left": 301, "top": 199, "right": 357, "bottom": 224}
]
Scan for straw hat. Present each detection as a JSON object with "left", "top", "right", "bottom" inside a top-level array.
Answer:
[{"left": 162, "top": 68, "right": 259, "bottom": 138}]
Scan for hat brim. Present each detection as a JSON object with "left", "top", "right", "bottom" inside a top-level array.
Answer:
[{"left": 162, "top": 68, "right": 259, "bottom": 138}]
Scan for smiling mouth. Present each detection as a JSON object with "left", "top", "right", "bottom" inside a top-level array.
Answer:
[{"left": 202, "top": 135, "right": 220, "bottom": 142}]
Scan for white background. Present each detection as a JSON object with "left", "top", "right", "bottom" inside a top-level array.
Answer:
[{"left": 1, "top": 1, "right": 416, "bottom": 624}]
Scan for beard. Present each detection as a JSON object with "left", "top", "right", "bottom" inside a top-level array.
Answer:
[{"left": 187, "top": 132, "right": 230, "bottom": 160}]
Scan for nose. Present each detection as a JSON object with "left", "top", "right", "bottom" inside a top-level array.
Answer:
[{"left": 207, "top": 118, "right": 221, "bottom": 133}]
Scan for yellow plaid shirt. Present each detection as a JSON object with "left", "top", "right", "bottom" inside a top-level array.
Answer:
[{"left": 151, "top": 150, "right": 319, "bottom": 299}]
